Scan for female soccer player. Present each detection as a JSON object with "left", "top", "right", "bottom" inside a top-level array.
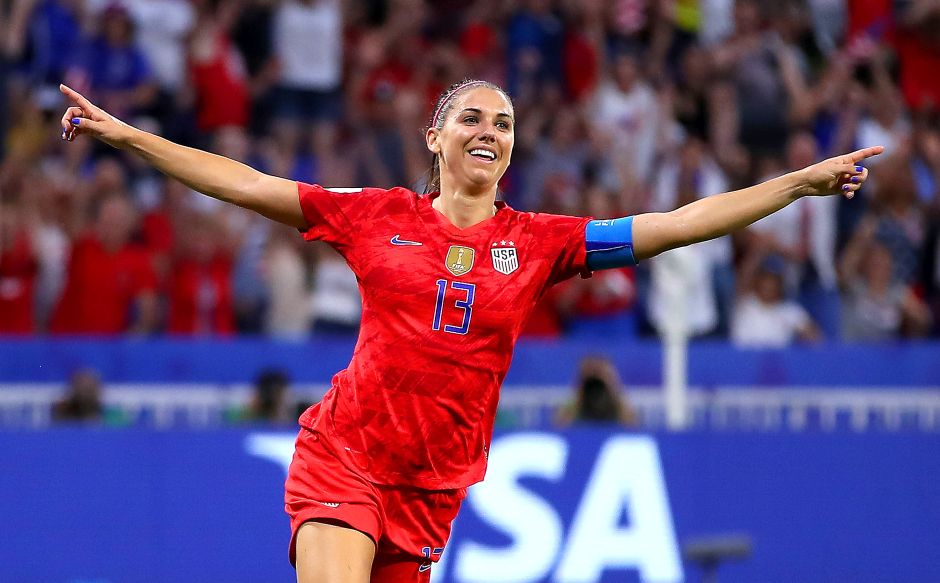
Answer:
[{"left": 58, "top": 80, "right": 881, "bottom": 583}]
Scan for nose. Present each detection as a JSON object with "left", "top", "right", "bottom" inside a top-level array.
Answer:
[{"left": 477, "top": 126, "right": 496, "bottom": 143}]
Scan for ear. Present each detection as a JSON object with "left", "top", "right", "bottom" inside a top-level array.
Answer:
[{"left": 426, "top": 127, "right": 441, "bottom": 155}]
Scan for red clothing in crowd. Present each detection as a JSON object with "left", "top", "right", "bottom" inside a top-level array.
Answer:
[
  {"left": 50, "top": 234, "right": 157, "bottom": 334},
  {"left": 896, "top": 33, "right": 940, "bottom": 110},
  {"left": 0, "top": 232, "right": 38, "bottom": 333},
  {"left": 564, "top": 31, "right": 600, "bottom": 102},
  {"left": 141, "top": 210, "right": 175, "bottom": 256},
  {"left": 567, "top": 267, "right": 636, "bottom": 317},
  {"left": 190, "top": 33, "right": 250, "bottom": 131},
  {"left": 166, "top": 256, "right": 234, "bottom": 335}
]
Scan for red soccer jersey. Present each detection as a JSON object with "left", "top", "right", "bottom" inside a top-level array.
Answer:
[{"left": 296, "top": 183, "right": 592, "bottom": 489}]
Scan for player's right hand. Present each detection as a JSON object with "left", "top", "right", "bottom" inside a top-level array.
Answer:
[{"left": 59, "top": 84, "right": 134, "bottom": 148}]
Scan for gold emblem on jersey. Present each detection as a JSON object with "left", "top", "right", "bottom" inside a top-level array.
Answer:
[{"left": 445, "top": 245, "right": 475, "bottom": 276}]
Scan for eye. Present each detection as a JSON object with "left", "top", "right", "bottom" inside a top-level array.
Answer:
[
  {"left": 463, "top": 115, "right": 478, "bottom": 124},
  {"left": 497, "top": 120, "right": 511, "bottom": 130}
]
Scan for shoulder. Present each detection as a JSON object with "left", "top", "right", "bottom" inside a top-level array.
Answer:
[
  {"left": 512, "top": 210, "right": 589, "bottom": 227},
  {"left": 297, "top": 183, "right": 417, "bottom": 207},
  {"left": 514, "top": 211, "right": 592, "bottom": 246}
]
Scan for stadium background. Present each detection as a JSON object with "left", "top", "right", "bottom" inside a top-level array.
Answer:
[{"left": 1, "top": 0, "right": 939, "bottom": 582}]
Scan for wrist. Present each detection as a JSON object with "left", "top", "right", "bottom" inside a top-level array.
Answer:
[
  {"left": 789, "top": 168, "right": 814, "bottom": 199},
  {"left": 120, "top": 124, "right": 144, "bottom": 150}
]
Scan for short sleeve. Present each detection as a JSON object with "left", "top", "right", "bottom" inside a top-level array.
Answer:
[
  {"left": 296, "top": 183, "right": 383, "bottom": 247},
  {"left": 531, "top": 213, "right": 594, "bottom": 284}
]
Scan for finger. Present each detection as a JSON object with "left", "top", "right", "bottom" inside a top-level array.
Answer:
[
  {"left": 849, "top": 167, "right": 869, "bottom": 184},
  {"left": 841, "top": 182, "right": 861, "bottom": 199},
  {"left": 59, "top": 84, "right": 97, "bottom": 114},
  {"left": 845, "top": 145, "right": 885, "bottom": 163},
  {"left": 67, "top": 116, "right": 104, "bottom": 138},
  {"left": 61, "top": 106, "right": 85, "bottom": 131},
  {"left": 837, "top": 160, "right": 871, "bottom": 177}
]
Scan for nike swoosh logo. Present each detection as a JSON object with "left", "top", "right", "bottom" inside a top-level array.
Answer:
[{"left": 390, "top": 235, "right": 423, "bottom": 246}]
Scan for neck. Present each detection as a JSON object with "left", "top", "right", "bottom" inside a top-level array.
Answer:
[{"left": 433, "top": 179, "right": 498, "bottom": 229}]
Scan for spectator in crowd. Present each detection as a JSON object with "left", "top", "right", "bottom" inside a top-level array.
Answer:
[
  {"left": 165, "top": 212, "right": 234, "bottom": 336},
  {"left": 843, "top": 153, "right": 926, "bottom": 287},
  {"left": 74, "top": 2, "right": 157, "bottom": 121},
  {"left": 0, "top": 2, "right": 13, "bottom": 156},
  {"left": 0, "top": 193, "right": 38, "bottom": 333},
  {"left": 731, "top": 254, "right": 820, "bottom": 348},
  {"left": 1, "top": 0, "right": 939, "bottom": 344},
  {"left": 839, "top": 237, "right": 931, "bottom": 341},
  {"left": 555, "top": 266, "right": 637, "bottom": 337},
  {"left": 5, "top": 0, "right": 84, "bottom": 92},
  {"left": 50, "top": 193, "right": 158, "bottom": 334},
  {"left": 188, "top": 0, "right": 250, "bottom": 136},
  {"left": 52, "top": 368, "right": 104, "bottom": 422},
  {"left": 590, "top": 47, "right": 660, "bottom": 188},
  {"left": 519, "top": 108, "right": 592, "bottom": 212},
  {"left": 6, "top": 171, "right": 70, "bottom": 332},
  {"left": 119, "top": 0, "right": 195, "bottom": 98},
  {"left": 269, "top": 0, "right": 343, "bottom": 160},
  {"left": 82, "top": 0, "right": 195, "bottom": 139},
  {"left": 505, "top": 0, "right": 563, "bottom": 103},
  {"left": 230, "top": 0, "right": 280, "bottom": 109},
  {"left": 229, "top": 368, "right": 297, "bottom": 425},
  {"left": 650, "top": 134, "right": 734, "bottom": 335},
  {"left": 559, "top": 0, "right": 602, "bottom": 104},
  {"left": 711, "top": 0, "right": 789, "bottom": 157},
  {"left": 263, "top": 224, "right": 311, "bottom": 338},
  {"left": 556, "top": 356, "right": 638, "bottom": 427},
  {"left": 51, "top": 367, "right": 129, "bottom": 425},
  {"left": 309, "top": 244, "right": 361, "bottom": 335},
  {"left": 52, "top": 368, "right": 133, "bottom": 427}
]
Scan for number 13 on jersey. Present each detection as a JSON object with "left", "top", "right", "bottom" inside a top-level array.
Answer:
[{"left": 433, "top": 279, "right": 476, "bottom": 335}]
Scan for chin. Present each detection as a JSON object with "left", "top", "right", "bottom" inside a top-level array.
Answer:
[{"left": 463, "top": 172, "right": 497, "bottom": 190}]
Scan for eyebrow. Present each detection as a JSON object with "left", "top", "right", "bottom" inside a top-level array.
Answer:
[{"left": 459, "top": 107, "right": 514, "bottom": 121}]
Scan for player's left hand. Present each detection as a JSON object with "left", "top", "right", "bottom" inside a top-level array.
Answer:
[{"left": 799, "top": 145, "right": 884, "bottom": 199}]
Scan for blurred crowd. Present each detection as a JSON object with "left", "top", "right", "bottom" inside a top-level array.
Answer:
[
  {"left": 50, "top": 355, "right": 634, "bottom": 428},
  {"left": 51, "top": 364, "right": 309, "bottom": 425},
  {"left": 1, "top": 0, "right": 939, "bottom": 345}
]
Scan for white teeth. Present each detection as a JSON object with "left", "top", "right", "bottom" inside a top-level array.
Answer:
[{"left": 469, "top": 149, "right": 496, "bottom": 160}]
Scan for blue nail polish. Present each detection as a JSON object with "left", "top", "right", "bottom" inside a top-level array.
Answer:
[
  {"left": 854, "top": 165, "right": 863, "bottom": 172},
  {"left": 842, "top": 184, "right": 850, "bottom": 191},
  {"left": 851, "top": 176, "right": 859, "bottom": 183},
  {"left": 71, "top": 118, "right": 80, "bottom": 125}
]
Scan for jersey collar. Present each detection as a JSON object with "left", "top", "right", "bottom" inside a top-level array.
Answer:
[{"left": 418, "top": 192, "right": 510, "bottom": 238}]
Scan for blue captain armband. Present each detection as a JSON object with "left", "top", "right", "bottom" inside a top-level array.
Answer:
[{"left": 585, "top": 216, "right": 638, "bottom": 270}]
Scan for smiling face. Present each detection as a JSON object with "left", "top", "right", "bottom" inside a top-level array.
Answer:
[{"left": 426, "top": 86, "right": 515, "bottom": 195}]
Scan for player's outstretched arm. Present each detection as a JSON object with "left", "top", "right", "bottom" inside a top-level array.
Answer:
[
  {"left": 58, "top": 84, "right": 305, "bottom": 229},
  {"left": 630, "top": 146, "right": 884, "bottom": 261}
]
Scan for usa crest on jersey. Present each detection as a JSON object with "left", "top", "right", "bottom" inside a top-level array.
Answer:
[
  {"left": 490, "top": 241, "right": 519, "bottom": 275},
  {"left": 445, "top": 245, "right": 475, "bottom": 276}
]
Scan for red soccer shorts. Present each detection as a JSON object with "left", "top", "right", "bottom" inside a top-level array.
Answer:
[{"left": 285, "top": 427, "right": 466, "bottom": 582}]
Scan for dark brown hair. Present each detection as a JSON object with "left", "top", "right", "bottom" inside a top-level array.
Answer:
[{"left": 423, "top": 79, "right": 513, "bottom": 194}]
